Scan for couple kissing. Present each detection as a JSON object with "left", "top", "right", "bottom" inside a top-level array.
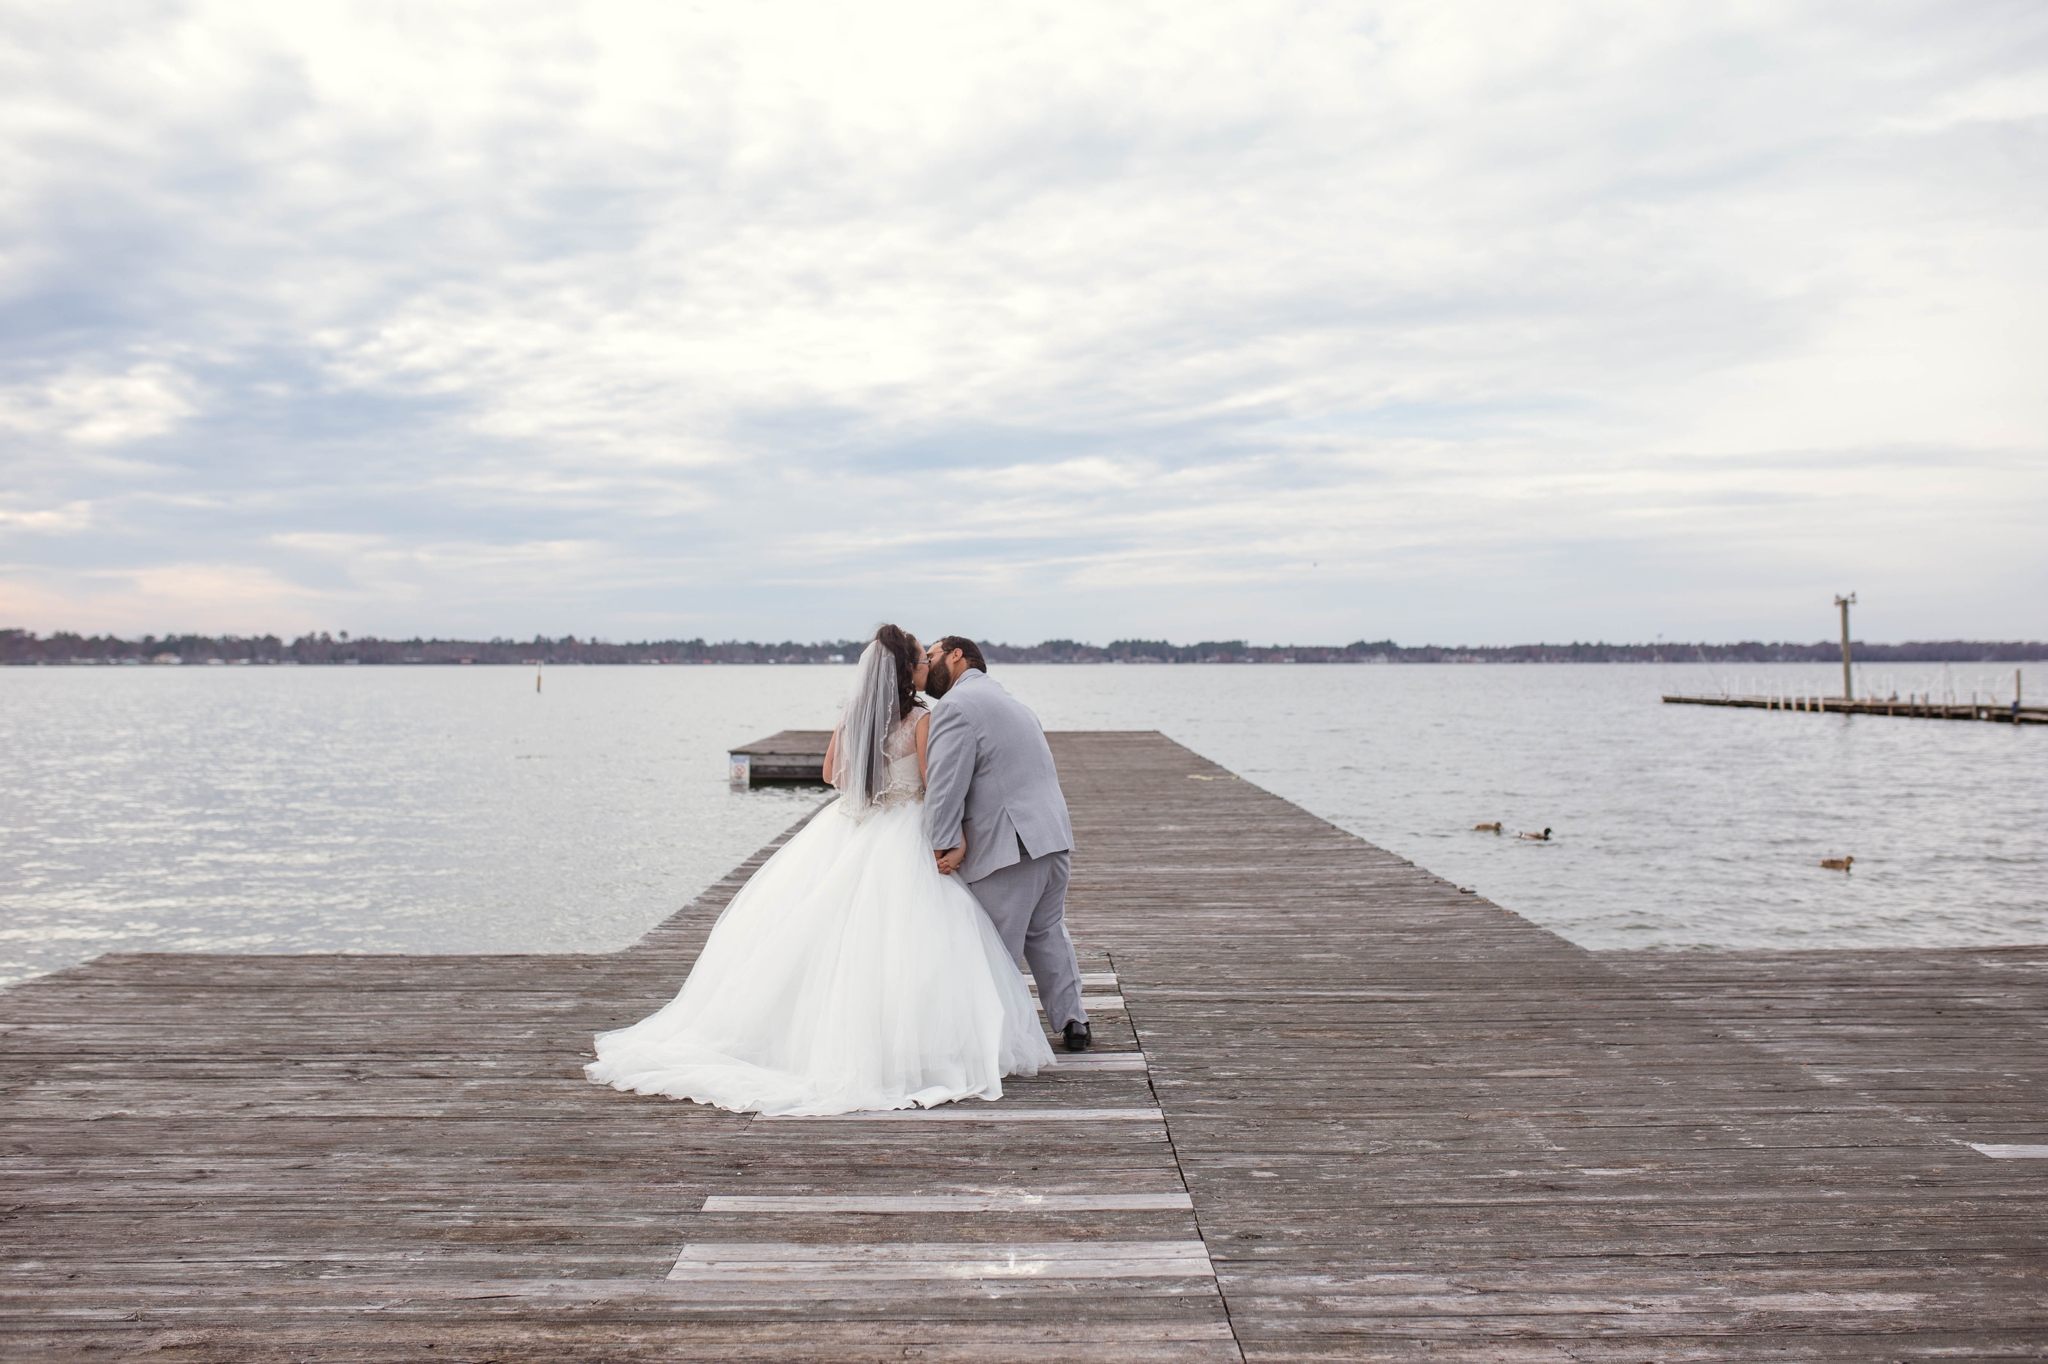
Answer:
[{"left": 585, "top": 624, "right": 1089, "bottom": 1117}]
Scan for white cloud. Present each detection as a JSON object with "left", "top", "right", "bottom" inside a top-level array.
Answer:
[
  {"left": 0, "top": 501, "right": 93, "bottom": 533},
  {"left": 0, "top": 364, "right": 197, "bottom": 446},
  {"left": 1883, "top": 71, "right": 2048, "bottom": 132}
]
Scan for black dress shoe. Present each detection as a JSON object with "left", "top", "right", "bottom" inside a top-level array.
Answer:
[{"left": 1063, "top": 1021, "right": 1091, "bottom": 1053}]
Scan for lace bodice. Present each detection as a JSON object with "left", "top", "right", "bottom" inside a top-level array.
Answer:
[
  {"left": 873, "top": 713, "right": 925, "bottom": 808},
  {"left": 837, "top": 711, "right": 924, "bottom": 820}
]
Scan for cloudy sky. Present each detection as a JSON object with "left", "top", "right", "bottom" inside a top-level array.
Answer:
[{"left": 2, "top": 1, "right": 2044, "bottom": 647}]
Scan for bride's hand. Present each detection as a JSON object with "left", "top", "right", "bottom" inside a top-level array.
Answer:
[{"left": 935, "top": 843, "right": 965, "bottom": 875}]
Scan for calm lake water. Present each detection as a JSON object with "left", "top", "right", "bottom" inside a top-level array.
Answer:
[{"left": 2, "top": 662, "right": 2040, "bottom": 988}]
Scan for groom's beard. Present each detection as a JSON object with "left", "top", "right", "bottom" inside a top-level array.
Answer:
[{"left": 923, "top": 663, "right": 951, "bottom": 699}]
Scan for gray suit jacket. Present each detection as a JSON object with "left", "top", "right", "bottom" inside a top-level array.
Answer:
[{"left": 923, "top": 669, "right": 1075, "bottom": 884}]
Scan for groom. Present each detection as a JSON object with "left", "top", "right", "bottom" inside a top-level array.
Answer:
[{"left": 922, "top": 636, "right": 1090, "bottom": 1052}]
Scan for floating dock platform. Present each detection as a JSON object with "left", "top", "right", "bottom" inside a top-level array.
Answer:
[
  {"left": 4, "top": 732, "right": 2044, "bottom": 1358},
  {"left": 726, "top": 729, "right": 831, "bottom": 786}
]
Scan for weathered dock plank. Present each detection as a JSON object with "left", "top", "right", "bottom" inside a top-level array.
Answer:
[
  {"left": 2, "top": 731, "right": 2043, "bottom": 1360},
  {"left": 1053, "top": 732, "right": 2047, "bottom": 1361}
]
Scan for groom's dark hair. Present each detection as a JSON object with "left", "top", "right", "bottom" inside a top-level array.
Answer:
[{"left": 937, "top": 636, "right": 987, "bottom": 673}]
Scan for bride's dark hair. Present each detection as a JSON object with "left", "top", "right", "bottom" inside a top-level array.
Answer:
[{"left": 874, "top": 624, "right": 927, "bottom": 722}]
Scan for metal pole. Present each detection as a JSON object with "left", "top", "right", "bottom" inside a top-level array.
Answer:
[{"left": 1834, "top": 592, "right": 1856, "bottom": 699}]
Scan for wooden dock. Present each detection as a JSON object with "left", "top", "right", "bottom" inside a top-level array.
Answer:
[
  {"left": 727, "top": 730, "right": 832, "bottom": 786},
  {"left": 4, "top": 732, "right": 2044, "bottom": 1359},
  {"left": 1665, "top": 692, "right": 2046, "bottom": 724}
]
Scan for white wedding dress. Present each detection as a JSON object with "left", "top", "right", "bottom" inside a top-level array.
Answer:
[{"left": 585, "top": 711, "right": 1054, "bottom": 1115}]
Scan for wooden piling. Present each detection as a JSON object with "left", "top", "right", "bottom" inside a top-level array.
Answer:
[{"left": 1835, "top": 591, "right": 1855, "bottom": 699}]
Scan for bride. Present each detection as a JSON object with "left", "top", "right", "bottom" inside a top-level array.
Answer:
[{"left": 584, "top": 624, "right": 1055, "bottom": 1115}]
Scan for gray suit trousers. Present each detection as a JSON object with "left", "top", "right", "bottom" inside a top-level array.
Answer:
[{"left": 967, "top": 846, "right": 1086, "bottom": 1031}]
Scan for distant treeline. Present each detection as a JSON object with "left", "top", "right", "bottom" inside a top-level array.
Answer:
[{"left": 4, "top": 629, "right": 2043, "bottom": 666}]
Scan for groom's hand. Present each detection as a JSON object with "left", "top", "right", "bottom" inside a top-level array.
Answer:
[{"left": 935, "top": 844, "right": 965, "bottom": 875}]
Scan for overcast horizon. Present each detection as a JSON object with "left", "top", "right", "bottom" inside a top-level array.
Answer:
[
  {"left": 11, "top": 627, "right": 2045, "bottom": 656},
  {"left": 4, "top": 2, "right": 2045, "bottom": 649}
]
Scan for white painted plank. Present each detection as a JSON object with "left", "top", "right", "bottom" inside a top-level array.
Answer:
[
  {"left": 1047, "top": 1052, "right": 1148, "bottom": 1071},
  {"left": 762, "top": 1107, "right": 1165, "bottom": 1122},
  {"left": 668, "top": 1240, "right": 1214, "bottom": 1282},
  {"left": 1969, "top": 1143, "right": 2048, "bottom": 1159},
  {"left": 1029, "top": 972, "right": 1119, "bottom": 987},
  {"left": 1032, "top": 993, "right": 1126, "bottom": 1010},
  {"left": 701, "top": 1192, "right": 1194, "bottom": 1213}
]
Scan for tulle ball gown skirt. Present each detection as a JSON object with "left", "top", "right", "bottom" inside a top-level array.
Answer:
[{"left": 584, "top": 798, "right": 1054, "bottom": 1116}]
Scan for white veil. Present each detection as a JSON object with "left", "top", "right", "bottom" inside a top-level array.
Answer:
[{"left": 831, "top": 639, "right": 898, "bottom": 812}]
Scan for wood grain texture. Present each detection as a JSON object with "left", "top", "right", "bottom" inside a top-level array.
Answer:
[
  {"left": 3, "top": 731, "right": 2043, "bottom": 1361},
  {"left": 1052, "top": 732, "right": 2048, "bottom": 1362}
]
